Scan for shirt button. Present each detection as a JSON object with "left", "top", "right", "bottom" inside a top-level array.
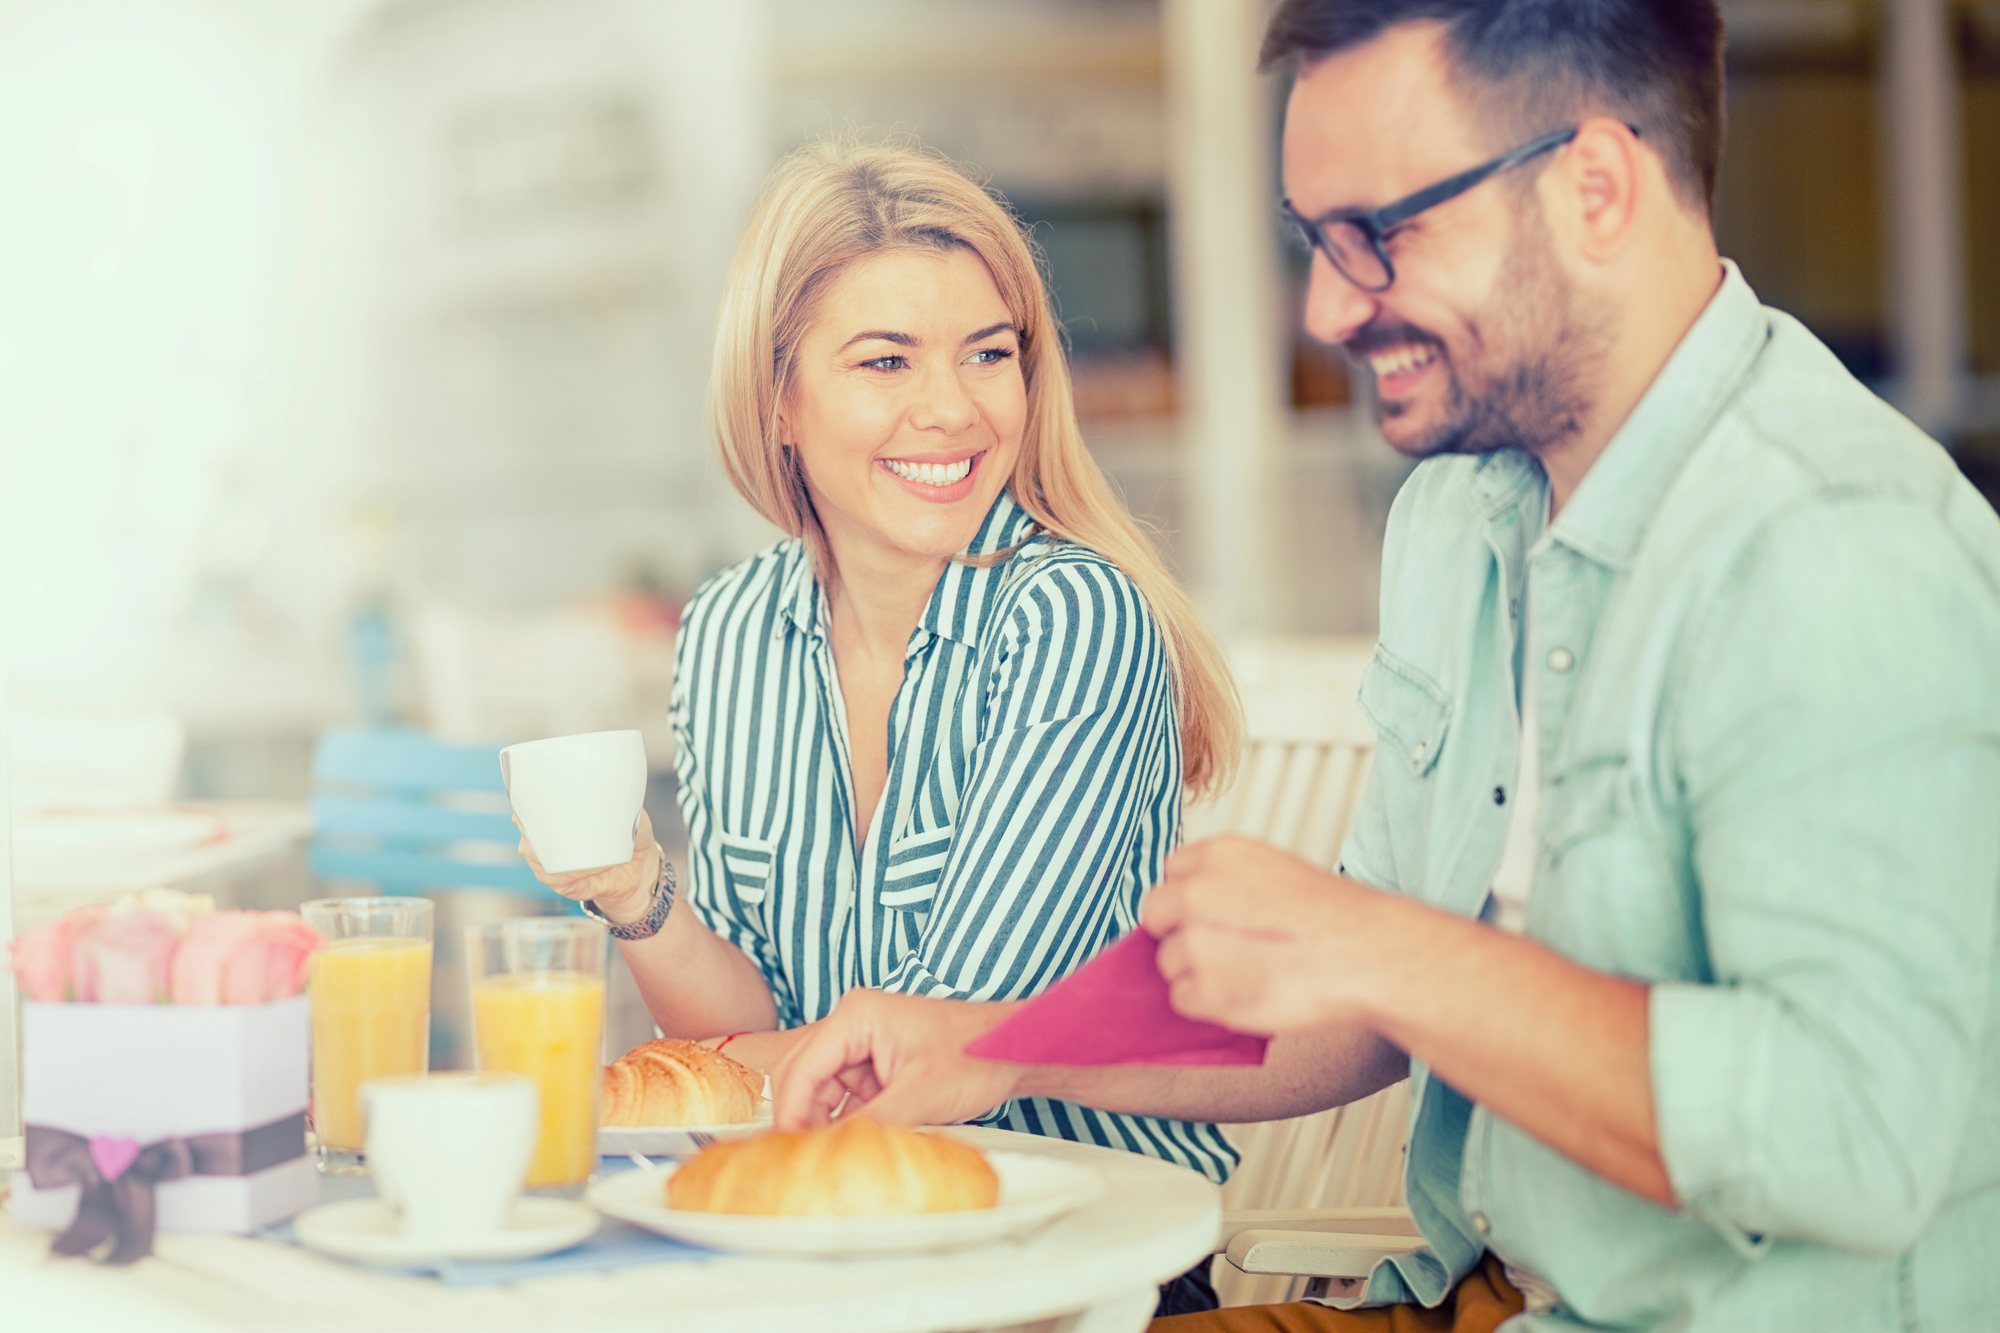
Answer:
[
  {"left": 1493, "top": 786, "right": 1506, "bottom": 806},
  {"left": 1414, "top": 740, "right": 1428, "bottom": 762},
  {"left": 1471, "top": 1211, "right": 1491, "bottom": 1235},
  {"left": 1547, "top": 647, "right": 1575, "bottom": 674}
]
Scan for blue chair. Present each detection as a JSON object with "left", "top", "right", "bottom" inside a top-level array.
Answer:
[
  {"left": 308, "top": 727, "right": 555, "bottom": 901},
  {"left": 310, "top": 727, "right": 582, "bottom": 1069}
]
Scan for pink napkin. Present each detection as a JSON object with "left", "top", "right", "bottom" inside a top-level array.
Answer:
[{"left": 964, "top": 929, "right": 1268, "bottom": 1067}]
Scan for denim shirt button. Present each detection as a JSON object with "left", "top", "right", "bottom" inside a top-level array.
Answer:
[
  {"left": 1547, "top": 647, "right": 1575, "bottom": 673},
  {"left": 1471, "top": 1211, "right": 1491, "bottom": 1235}
]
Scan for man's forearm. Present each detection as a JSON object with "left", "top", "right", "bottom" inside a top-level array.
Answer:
[
  {"left": 1145, "top": 840, "right": 1675, "bottom": 1207},
  {"left": 1017, "top": 1025, "right": 1408, "bottom": 1124},
  {"left": 1363, "top": 905, "right": 1673, "bottom": 1207}
]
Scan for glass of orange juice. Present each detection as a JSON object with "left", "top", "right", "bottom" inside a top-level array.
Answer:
[
  {"left": 302, "top": 897, "right": 434, "bottom": 1174},
  {"left": 467, "top": 917, "right": 606, "bottom": 1191}
]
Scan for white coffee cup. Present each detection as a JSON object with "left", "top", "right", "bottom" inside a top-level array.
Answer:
[
  {"left": 500, "top": 729, "right": 648, "bottom": 874},
  {"left": 362, "top": 1072, "right": 539, "bottom": 1238}
]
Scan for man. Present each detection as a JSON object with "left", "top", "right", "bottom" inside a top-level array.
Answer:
[{"left": 770, "top": 3, "right": 2000, "bottom": 1329}]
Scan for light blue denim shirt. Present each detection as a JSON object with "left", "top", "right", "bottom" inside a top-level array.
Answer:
[{"left": 1342, "top": 263, "right": 2000, "bottom": 1330}]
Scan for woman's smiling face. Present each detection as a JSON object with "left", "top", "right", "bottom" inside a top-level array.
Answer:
[{"left": 783, "top": 245, "right": 1027, "bottom": 572}]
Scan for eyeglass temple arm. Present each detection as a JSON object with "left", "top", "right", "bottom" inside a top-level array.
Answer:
[{"left": 1369, "top": 126, "right": 1582, "bottom": 232}]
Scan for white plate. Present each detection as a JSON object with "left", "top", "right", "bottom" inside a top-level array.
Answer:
[
  {"left": 599, "top": 1086, "right": 774, "bottom": 1158},
  {"left": 294, "top": 1196, "right": 599, "bottom": 1265},
  {"left": 598, "top": 1107, "right": 774, "bottom": 1159},
  {"left": 588, "top": 1150, "right": 1105, "bottom": 1256}
]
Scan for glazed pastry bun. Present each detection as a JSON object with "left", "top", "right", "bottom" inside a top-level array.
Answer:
[
  {"left": 601, "top": 1038, "right": 764, "bottom": 1127},
  {"left": 667, "top": 1117, "right": 1000, "bottom": 1215}
]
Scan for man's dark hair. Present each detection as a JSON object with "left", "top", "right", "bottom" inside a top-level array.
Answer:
[{"left": 1261, "top": 0, "right": 1725, "bottom": 211}]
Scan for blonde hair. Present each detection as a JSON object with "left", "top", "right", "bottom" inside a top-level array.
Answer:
[{"left": 709, "top": 138, "right": 1239, "bottom": 795}]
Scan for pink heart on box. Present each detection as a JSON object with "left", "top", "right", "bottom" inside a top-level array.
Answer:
[{"left": 89, "top": 1135, "right": 141, "bottom": 1183}]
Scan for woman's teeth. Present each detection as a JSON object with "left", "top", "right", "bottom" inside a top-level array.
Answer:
[
  {"left": 883, "top": 457, "right": 974, "bottom": 486},
  {"left": 1368, "top": 343, "right": 1440, "bottom": 379}
]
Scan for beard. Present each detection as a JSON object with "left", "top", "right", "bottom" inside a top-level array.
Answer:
[{"left": 1346, "top": 199, "right": 1610, "bottom": 461}]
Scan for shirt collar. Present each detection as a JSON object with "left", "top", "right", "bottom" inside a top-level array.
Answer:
[
  {"left": 921, "top": 489, "right": 1041, "bottom": 648},
  {"left": 776, "top": 541, "right": 822, "bottom": 641},
  {"left": 1543, "top": 260, "right": 1770, "bottom": 570},
  {"left": 775, "top": 489, "right": 1041, "bottom": 648}
]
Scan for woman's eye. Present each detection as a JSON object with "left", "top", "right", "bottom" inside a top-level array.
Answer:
[
  {"left": 966, "top": 346, "right": 1015, "bottom": 366},
  {"left": 861, "top": 355, "right": 907, "bottom": 372}
]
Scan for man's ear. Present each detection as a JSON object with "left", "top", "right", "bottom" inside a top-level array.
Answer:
[{"left": 1551, "top": 115, "right": 1644, "bottom": 264}]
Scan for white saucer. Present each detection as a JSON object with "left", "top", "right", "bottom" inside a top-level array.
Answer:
[{"left": 294, "top": 1197, "right": 599, "bottom": 1265}]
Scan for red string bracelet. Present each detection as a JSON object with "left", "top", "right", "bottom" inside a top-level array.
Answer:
[{"left": 713, "top": 1032, "right": 750, "bottom": 1054}]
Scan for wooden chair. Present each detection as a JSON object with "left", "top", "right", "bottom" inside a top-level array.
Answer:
[{"left": 1188, "top": 638, "right": 1423, "bottom": 1306}]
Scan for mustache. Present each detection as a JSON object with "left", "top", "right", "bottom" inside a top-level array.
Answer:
[{"left": 1340, "top": 319, "right": 1447, "bottom": 362}]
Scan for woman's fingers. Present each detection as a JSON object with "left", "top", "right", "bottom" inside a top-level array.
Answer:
[{"left": 518, "top": 821, "right": 659, "bottom": 909}]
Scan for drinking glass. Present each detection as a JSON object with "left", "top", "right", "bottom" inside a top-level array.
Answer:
[
  {"left": 302, "top": 897, "right": 434, "bottom": 1174},
  {"left": 467, "top": 917, "right": 606, "bottom": 1190}
]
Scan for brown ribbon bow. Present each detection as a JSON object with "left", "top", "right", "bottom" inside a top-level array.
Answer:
[{"left": 24, "top": 1112, "right": 308, "bottom": 1264}]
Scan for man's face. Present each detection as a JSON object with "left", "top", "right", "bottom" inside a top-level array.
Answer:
[{"left": 1283, "top": 23, "right": 1604, "bottom": 460}]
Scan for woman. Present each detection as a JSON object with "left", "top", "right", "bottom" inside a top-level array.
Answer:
[{"left": 524, "top": 140, "right": 1241, "bottom": 1190}]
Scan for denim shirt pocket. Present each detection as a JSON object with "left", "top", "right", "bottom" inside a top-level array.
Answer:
[
  {"left": 882, "top": 824, "right": 954, "bottom": 912},
  {"left": 716, "top": 829, "right": 776, "bottom": 906},
  {"left": 1543, "top": 753, "right": 1630, "bottom": 864},
  {"left": 1359, "top": 647, "right": 1452, "bottom": 777},
  {"left": 1540, "top": 752, "right": 1694, "bottom": 975}
]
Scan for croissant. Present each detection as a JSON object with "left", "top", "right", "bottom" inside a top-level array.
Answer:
[
  {"left": 667, "top": 1117, "right": 999, "bottom": 1215},
  {"left": 600, "top": 1038, "right": 764, "bottom": 1127}
]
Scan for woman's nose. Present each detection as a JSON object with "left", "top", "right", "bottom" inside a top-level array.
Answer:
[
  {"left": 1303, "top": 252, "right": 1381, "bottom": 349},
  {"left": 908, "top": 365, "right": 980, "bottom": 434}
]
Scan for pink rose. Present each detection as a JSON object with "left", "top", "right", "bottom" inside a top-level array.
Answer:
[
  {"left": 171, "top": 911, "right": 324, "bottom": 1005},
  {"left": 72, "top": 911, "right": 180, "bottom": 1004},
  {"left": 8, "top": 906, "right": 109, "bottom": 1002}
]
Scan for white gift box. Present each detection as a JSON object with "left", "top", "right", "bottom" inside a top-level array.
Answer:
[{"left": 11, "top": 995, "right": 319, "bottom": 1235}]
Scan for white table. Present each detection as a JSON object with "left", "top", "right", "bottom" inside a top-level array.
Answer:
[
  {"left": 0, "top": 1128, "right": 1219, "bottom": 1333},
  {"left": 11, "top": 800, "right": 313, "bottom": 926}
]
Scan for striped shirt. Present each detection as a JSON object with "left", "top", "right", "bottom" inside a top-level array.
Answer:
[{"left": 672, "top": 490, "right": 1236, "bottom": 1183}]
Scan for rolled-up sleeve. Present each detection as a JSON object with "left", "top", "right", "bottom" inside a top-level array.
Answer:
[
  {"left": 1655, "top": 496, "right": 2000, "bottom": 1253},
  {"left": 878, "top": 557, "right": 1178, "bottom": 1001}
]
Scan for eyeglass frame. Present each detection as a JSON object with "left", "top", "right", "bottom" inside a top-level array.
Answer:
[{"left": 1282, "top": 124, "right": 1629, "bottom": 293}]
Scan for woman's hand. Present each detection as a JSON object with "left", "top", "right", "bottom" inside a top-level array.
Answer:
[{"left": 518, "top": 809, "right": 661, "bottom": 926}]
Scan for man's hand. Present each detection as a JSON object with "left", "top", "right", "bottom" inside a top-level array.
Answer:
[
  {"left": 1143, "top": 836, "right": 1404, "bottom": 1035},
  {"left": 769, "top": 989, "right": 1026, "bottom": 1130}
]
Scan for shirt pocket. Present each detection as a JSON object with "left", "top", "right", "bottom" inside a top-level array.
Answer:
[
  {"left": 1354, "top": 647, "right": 1453, "bottom": 900},
  {"left": 1358, "top": 646, "right": 1451, "bottom": 777},
  {"left": 1540, "top": 753, "right": 1696, "bottom": 977},
  {"left": 716, "top": 829, "right": 776, "bottom": 906},
  {"left": 1543, "top": 753, "right": 1629, "bottom": 864},
  {"left": 882, "top": 823, "right": 954, "bottom": 912}
]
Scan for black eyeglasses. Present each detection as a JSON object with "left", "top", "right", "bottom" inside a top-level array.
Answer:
[{"left": 1281, "top": 125, "right": 1584, "bottom": 293}]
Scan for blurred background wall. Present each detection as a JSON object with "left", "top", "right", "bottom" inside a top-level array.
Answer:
[{"left": 6, "top": 0, "right": 1998, "bottom": 789}]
